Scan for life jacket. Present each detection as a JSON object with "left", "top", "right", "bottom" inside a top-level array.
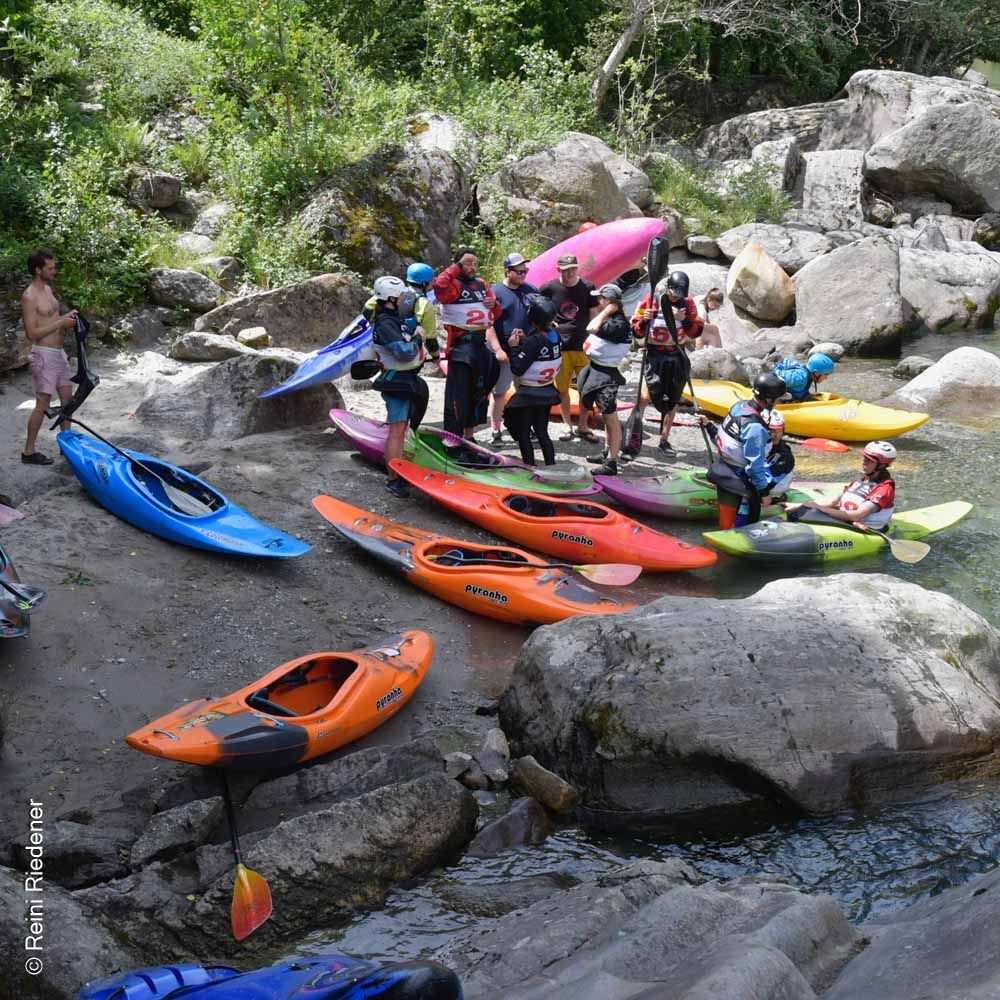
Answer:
[
  {"left": 372, "top": 311, "right": 424, "bottom": 372},
  {"left": 513, "top": 333, "right": 561, "bottom": 387},
  {"left": 438, "top": 277, "right": 493, "bottom": 331},
  {"left": 715, "top": 400, "right": 767, "bottom": 466},
  {"left": 839, "top": 476, "right": 896, "bottom": 527},
  {"left": 584, "top": 312, "right": 631, "bottom": 366}
]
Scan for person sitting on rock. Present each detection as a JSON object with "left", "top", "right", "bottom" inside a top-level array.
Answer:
[
  {"left": 786, "top": 440, "right": 896, "bottom": 529},
  {"left": 707, "top": 372, "right": 786, "bottom": 528},
  {"left": 696, "top": 288, "right": 724, "bottom": 350},
  {"left": 369, "top": 276, "right": 427, "bottom": 499},
  {"left": 761, "top": 408, "right": 795, "bottom": 497},
  {"left": 773, "top": 352, "right": 835, "bottom": 402}
]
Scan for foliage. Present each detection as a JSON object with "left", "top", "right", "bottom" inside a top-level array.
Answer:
[{"left": 166, "top": 132, "right": 212, "bottom": 185}]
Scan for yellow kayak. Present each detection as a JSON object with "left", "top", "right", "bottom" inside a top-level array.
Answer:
[{"left": 683, "top": 380, "right": 929, "bottom": 442}]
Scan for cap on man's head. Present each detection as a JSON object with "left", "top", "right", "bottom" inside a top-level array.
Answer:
[
  {"left": 592, "top": 283, "right": 623, "bottom": 302},
  {"left": 503, "top": 252, "right": 528, "bottom": 270},
  {"left": 557, "top": 254, "right": 579, "bottom": 270}
]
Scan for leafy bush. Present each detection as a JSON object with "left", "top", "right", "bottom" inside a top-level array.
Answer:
[
  {"left": 104, "top": 119, "right": 159, "bottom": 166},
  {"left": 167, "top": 133, "right": 212, "bottom": 185}
]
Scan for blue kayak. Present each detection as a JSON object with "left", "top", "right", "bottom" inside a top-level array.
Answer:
[
  {"left": 58, "top": 430, "right": 310, "bottom": 558},
  {"left": 76, "top": 953, "right": 463, "bottom": 999},
  {"left": 259, "top": 314, "right": 371, "bottom": 399}
]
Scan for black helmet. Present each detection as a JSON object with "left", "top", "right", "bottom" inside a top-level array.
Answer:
[
  {"left": 666, "top": 271, "right": 690, "bottom": 297},
  {"left": 753, "top": 372, "right": 787, "bottom": 401},
  {"left": 527, "top": 294, "right": 558, "bottom": 329}
]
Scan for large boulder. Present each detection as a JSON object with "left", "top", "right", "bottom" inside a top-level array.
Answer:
[
  {"left": 499, "top": 575, "right": 1000, "bottom": 831},
  {"left": 0, "top": 318, "right": 29, "bottom": 373},
  {"left": 864, "top": 103, "right": 1000, "bottom": 215},
  {"left": 974, "top": 212, "right": 1000, "bottom": 250},
  {"left": 716, "top": 223, "right": 833, "bottom": 274},
  {"left": 725, "top": 242, "right": 795, "bottom": 321},
  {"left": 800, "top": 149, "right": 867, "bottom": 226},
  {"left": 792, "top": 236, "right": 907, "bottom": 355},
  {"left": 134, "top": 351, "right": 340, "bottom": 441},
  {"left": 827, "top": 867, "right": 1000, "bottom": 1000},
  {"left": 819, "top": 69, "right": 1000, "bottom": 151},
  {"left": 168, "top": 331, "right": 256, "bottom": 361},
  {"left": 750, "top": 136, "right": 803, "bottom": 195},
  {"left": 149, "top": 267, "right": 223, "bottom": 313},
  {"left": 914, "top": 213, "right": 976, "bottom": 243},
  {"left": 129, "top": 169, "right": 182, "bottom": 210},
  {"left": 689, "top": 347, "right": 749, "bottom": 384},
  {"left": 192, "top": 201, "right": 234, "bottom": 238},
  {"left": 899, "top": 246, "right": 1000, "bottom": 330},
  {"left": 407, "top": 112, "right": 479, "bottom": 171},
  {"left": 478, "top": 134, "right": 642, "bottom": 241},
  {"left": 565, "top": 132, "right": 654, "bottom": 209},
  {"left": 885, "top": 346, "right": 1000, "bottom": 415},
  {"left": 194, "top": 273, "right": 366, "bottom": 351},
  {"left": 437, "top": 860, "right": 859, "bottom": 999},
  {"left": 297, "top": 144, "right": 467, "bottom": 279},
  {"left": 696, "top": 100, "right": 849, "bottom": 160}
]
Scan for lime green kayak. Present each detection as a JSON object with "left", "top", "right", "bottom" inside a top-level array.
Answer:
[{"left": 703, "top": 501, "right": 972, "bottom": 565}]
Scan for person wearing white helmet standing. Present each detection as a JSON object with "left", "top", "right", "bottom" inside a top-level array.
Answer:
[
  {"left": 786, "top": 440, "right": 897, "bottom": 528},
  {"left": 369, "top": 275, "right": 428, "bottom": 499}
]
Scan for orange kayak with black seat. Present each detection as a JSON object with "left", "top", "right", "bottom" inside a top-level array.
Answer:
[
  {"left": 313, "top": 495, "right": 634, "bottom": 625},
  {"left": 389, "top": 460, "right": 717, "bottom": 571},
  {"left": 125, "top": 631, "right": 432, "bottom": 769}
]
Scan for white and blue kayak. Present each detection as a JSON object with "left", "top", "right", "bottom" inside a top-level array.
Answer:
[{"left": 259, "top": 314, "right": 371, "bottom": 399}]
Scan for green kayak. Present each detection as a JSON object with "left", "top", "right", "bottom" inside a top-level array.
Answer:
[{"left": 703, "top": 501, "right": 973, "bottom": 565}]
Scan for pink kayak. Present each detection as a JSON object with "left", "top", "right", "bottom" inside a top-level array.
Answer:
[{"left": 527, "top": 218, "right": 665, "bottom": 289}]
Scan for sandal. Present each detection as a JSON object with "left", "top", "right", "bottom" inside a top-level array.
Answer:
[
  {"left": 559, "top": 431, "right": 575, "bottom": 442},
  {"left": 576, "top": 430, "right": 599, "bottom": 444}
]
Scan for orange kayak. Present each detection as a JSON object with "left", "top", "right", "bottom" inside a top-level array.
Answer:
[
  {"left": 125, "top": 631, "right": 432, "bottom": 769},
  {"left": 389, "top": 460, "right": 716, "bottom": 571},
  {"left": 313, "top": 495, "right": 634, "bottom": 625}
]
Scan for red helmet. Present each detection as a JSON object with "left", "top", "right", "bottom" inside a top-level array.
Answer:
[
  {"left": 578, "top": 221, "right": 598, "bottom": 232},
  {"left": 862, "top": 440, "right": 896, "bottom": 466}
]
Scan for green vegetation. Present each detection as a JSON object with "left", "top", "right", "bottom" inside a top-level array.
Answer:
[{"left": 1, "top": 0, "right": 997, "bottom": 306}]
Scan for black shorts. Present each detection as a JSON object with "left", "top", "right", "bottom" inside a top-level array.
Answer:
[
  {"left": 577, "top": 362, "right": 624, "bottom": 415},
  {"left": 645, "top": 349, "right": 689, "bottom": 413}
]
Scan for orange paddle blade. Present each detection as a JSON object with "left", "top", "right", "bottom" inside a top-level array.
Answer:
[
  {"left": 231, "top": 863, "right": 272, "bottom": 941},
  {"left": 576, "top": 563, "right": 642, "bottom": 585},
  {"left": 799, "top": 437, "right": 850, "bottom": 453}
]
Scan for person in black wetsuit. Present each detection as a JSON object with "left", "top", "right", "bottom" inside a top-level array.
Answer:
[{"left": 503, "top": 295, "right": 562, "bottom": 466}]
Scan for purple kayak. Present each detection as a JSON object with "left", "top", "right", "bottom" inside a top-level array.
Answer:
[{"left": 330, "top": 409, "right": 600, "bottom": 497}]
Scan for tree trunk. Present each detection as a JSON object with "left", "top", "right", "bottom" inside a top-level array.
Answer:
[{"left": 590, "top": 0, "right": 652, "bottom": 109}]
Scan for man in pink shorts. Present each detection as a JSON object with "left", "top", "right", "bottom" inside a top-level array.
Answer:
[{"left": 22, "top": 250, "right": 77, "bottom": 466}]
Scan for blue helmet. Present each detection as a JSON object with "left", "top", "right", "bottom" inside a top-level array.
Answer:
[
  {"left": 806, "top": 352, "right": 835, "bottom": 375},
  {"left": 406, "top": 262, "right": 434, "bottom": 287}
]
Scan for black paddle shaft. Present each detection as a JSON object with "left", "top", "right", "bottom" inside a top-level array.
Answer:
[{"left": 220, "top": 773, "right": 244, "bottom": 866}]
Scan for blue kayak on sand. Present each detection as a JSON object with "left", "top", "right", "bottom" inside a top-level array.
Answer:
[
  {"left": 58, "top": 430, "right": 310, "bottom": 559},
  {"left": 75, "top": 953, "right": 463, "bottom": 999},
  {"left": 259, "top": 314, "right": 372, "bottom": 399}
]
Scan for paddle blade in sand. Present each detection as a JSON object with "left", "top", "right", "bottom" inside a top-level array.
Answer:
[{"left": 574, "top": 562, "right": 643, "bottom": 585}]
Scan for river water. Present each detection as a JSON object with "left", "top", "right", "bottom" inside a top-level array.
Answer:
[{"left": 312, "top": 326, "right": 1000, "bottom": 961}]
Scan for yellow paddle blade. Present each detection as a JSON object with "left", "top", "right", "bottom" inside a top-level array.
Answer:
[
  {"left": 887, "top": 538, "right": 930, "bottom": 564},
  {"left": 575, "top": 563, "right": 642, "bottom": 585},
  {"left": 231, "top": 863, "right": 272, "bottom": 941}
]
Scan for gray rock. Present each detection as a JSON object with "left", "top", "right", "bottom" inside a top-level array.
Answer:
[
  {"left": 499, "top": 575, "right": 1000, "bottom": 830},
  {"left": 716, "top": 223, "right": 833, "bottom": 274},
  {"left": 566, "top": 132, "right": 654, "bottom": 209},
  {"left": 510, "top": 755, "right": 579, "bottom": 814},
  {"left": 800, "top": 149, "right": 867, "bottom": 226},
  {"left": 890, "top": 212, "right": 913, "bottom": 228},
  {"left": 656, "top": 204, "right": 686, "bottom": 249},
  {"left": 445, "top": 751, "right": 474, "bottom": 780},
  {"left": 793, "top": 236, "right": 907, "bottom": 355},
  {"left": 175, "top": 232, "right": 216, "bottom": 256},
  {"left": 149, "top": 267, "right": 223, "bottom": 313},
  {"left": 195, "top": 273, "right": 366, "bottom": 351},
  {"left": 130, "top": 797, "right": 223, "bottom": 868},
  {"left": 974, "top": 212, "right": 1000, "bottom": 250},
  {"left": 899, "top": 245, "right": 1000, "bottom": 330},
  {"left": 467, "top": 797, "right": 554, "bottom": 857},
  {"left": 0, "top": 317, "right": 29, "bottom": 372},
  {"left": 129, "top": 169, "right": 182, "bottom": 209},
  {"left": 437, "top": 860, "right": 859, "bottom": 999},
  {"left": 827, "top": 866, "right": 1000, "bottom": 1000},
  {"left": 436, "top": 872, "right": 577, "bottom": 918},
  {"left": 169, "top": 331, "right": 254, "bottom": 361},
  {"left": 885, "top": 346, "right": 1000, "bottom": 414},
  {"left": 687, "top": 235, "right": 721, "bottom": 258},
  {"left": 192, "top": 201, "right": 233, "bottom": 237},
  {"left": 135, "top": 351, "right": 342, "bottom": 442},
  {"left": 750, "top": 136, "right": 803, "bottom": 194},
  {"left": 725, "top": 242, "right": 795, "bottom": 321},
  {"left": 197, "top": 255, "right": 242, "bottom": 290},
  {"left": 458, "top": 760, "right": 490, "bottom": 791},
  {"left": 819, "top": 68, "right": 1000, "bottom": 151},
  {"left": 482, "top": 727, "right": 510, "bottom": 759},
  {"left": 298, "top": 145, "right": 467, "bottom": 279},
  {"left": 236, "top": 326, "right": 270, "bottom": 348},
  {"left": 475, "top": 747, "right": 510, "bottom": 785},
  {"left": 0, "top": 864, "right": 138, "bottom": 999},
  {"left": 915, "top": 213, "right": 976, "bottom": 243},
  {"left": 12, "top": 821, "right": 134, "bottom": 889},
  {"left": 108, "top": 307, "right": 172, "bottom": 349},
  {"left": 892, "top": 355, "right": 935, "bottom": 379},
  {"left": 697, "top": 100, "right": 848, "bottom": 160},
  {"left": 909, "top": 223, "right": 949, "bottom": 252},
  {"left": 407, "top": 111, "right": 479, "bottom": 172},
  {"left": 864, "top": 103, "right": 1000, "bottom": 215},
  {"left": 689, "top": 347, "right": 750, "bottom": 384},
  {"left": 866, "top": 196, "right": 895, "bottom": 226},
  {"left": 809, "top": 341, "right": 846, "bottom": 361},
  {"left": 897, "top": 196, "right": 953, "bottom": 220}
]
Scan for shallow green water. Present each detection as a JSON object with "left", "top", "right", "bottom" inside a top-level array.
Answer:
[{"left": 312, "top": 328, "right": 1000, "bottom": 960}]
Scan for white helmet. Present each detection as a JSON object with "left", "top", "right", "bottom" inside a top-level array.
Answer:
[
  {"left": 761, "top": 408, "right": 785, "bottom": 429},
  {"left": 862, "top": 440, "right": 896, "bottom": 466},
  {"left": 373, "top": 276, "right": 407, "bottom": 302}
]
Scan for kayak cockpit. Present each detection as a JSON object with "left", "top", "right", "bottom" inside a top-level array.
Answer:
[
  {"left": 504, "top": 495, "right": 608, "bottom": 520},
  {"left": 246, "top": 656, "right": 359, "bottom": 718},
  {"left": 128, "top": 461, "right": 224, "bottom": 516},
  {"left": 425, "top": 544, "right": 531, "bottom": 569}
]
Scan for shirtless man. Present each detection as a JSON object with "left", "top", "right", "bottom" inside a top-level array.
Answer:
[{"left": 21, "top": 250, "right": 77, "bottom": 466}]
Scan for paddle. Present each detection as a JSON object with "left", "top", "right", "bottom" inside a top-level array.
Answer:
[
  {"left": 622, "top": 236, "right": 669, "bottom": 458},
  {"left": 0, "top": 578, "right": 47, "bottom": 612},
  {"left": 790, "top": 436, "right": 850, "bottom": 453},
  {"left": 428, "top": 553, "right": 641, "bottom": 585},
  {"left": 220, "top": 773, "right": 272, "bottom": 941},
  {"left": 856, "top": 524, "right": 930, "bottom": 563},
  {"left": 57, "top": 416, "right": 215, "bottom": 518}
]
